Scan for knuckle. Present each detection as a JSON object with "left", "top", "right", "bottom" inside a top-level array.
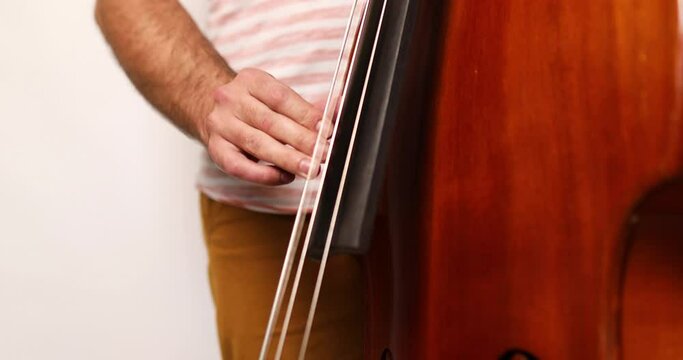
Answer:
[
  {"left": 212, "top": 87, "right": 225, "bottom": 102},
  {"left": 206, "top": 112, "right": 220, "bottom": 130},
  {"left": 238, "top": 67, "right": 264, "bottom": 84},
  {"left": 267, "top": 85, "right": 288, "bottom": 107},
  {"left": 258, "top": 114, "right": 275, "bottom": 133},
  {"left": 240, "top": 132, "right": 260, "bottom": 152},
  {"left": 239, "top": 67, "right": 258, "bottom": 79},
  {"left": 207, "top": 113, "right": 240, "bottom": 137},
  {"left": 212, "top": 85, "right": 232, "bottom": 103}
]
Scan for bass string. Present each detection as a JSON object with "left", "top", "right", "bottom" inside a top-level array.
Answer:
[
  {"left": 258, "top": 1, "right": 363, "bottom": 359},
  {"left": 273, "top": 1, "right": 371, "bottom": 359},
  {"left": 297, "top": 1, "right": 388, "bottom": 358}
]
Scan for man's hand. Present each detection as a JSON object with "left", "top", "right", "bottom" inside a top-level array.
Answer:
[
  {"left": 202, "top": 68, "right": 325, "bottom": 185},
  {"left": 96, "top": 0, "right": 329, "bottom": 186}
]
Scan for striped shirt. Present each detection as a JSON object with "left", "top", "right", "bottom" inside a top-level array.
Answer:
[{"left": 197, "top": 0, "right": 354, "bottom": 214}]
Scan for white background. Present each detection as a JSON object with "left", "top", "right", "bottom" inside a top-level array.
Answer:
[{"left": 0, "top": 1, "right": 221, "bottom": 359}]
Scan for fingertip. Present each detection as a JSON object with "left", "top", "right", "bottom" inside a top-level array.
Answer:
[
  {"left": 253, "top": 167, "right": 292, "bottom": 186},
  {"left": 280, "top": 171, "right": 295, "bottom": 184}
]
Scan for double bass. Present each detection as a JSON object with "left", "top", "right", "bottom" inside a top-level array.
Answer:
[{"left": 263, "top": 0, "right": 683, "bottom": 359}]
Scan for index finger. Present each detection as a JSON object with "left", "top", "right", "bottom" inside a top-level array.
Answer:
[{"left": 243, "top": 69, "right": 322, "bottom": 130}]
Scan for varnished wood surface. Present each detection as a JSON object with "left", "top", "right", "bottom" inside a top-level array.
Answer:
[{"left": 367, "top": 0, "right": 683, "bottom": 359}]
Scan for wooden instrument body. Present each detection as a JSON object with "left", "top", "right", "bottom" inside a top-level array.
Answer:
[{"left": 365, "top": 1, "right": 683, "bottom": 359}]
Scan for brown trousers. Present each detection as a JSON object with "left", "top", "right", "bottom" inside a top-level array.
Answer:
[{"left": 200, "top": 194, "right": 364, "bottom": 359}]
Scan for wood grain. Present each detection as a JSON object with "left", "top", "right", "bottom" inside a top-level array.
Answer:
[{"left": 366, "top": 0, "right": 683, "bottom": 359}]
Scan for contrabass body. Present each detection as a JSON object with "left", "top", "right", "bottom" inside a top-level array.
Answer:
[{"left": 364, "top": 1, "right": 683, "bottom": 359}]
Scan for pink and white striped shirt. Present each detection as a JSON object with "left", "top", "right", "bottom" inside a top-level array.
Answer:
[{"left": 197, "top": 0, "right": 354, "bottom": 214}]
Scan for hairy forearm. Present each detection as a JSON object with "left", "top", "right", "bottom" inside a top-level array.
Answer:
[
  {"left": 96, "top": 0, "right": 324, "bottom": 185},
  {"left": 95, "top": 0, "right": 233, "bottom": 143}
]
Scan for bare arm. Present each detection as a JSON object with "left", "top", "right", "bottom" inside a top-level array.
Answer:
[
  {"left": 95, "top": 0, "right": 323, "bottom": 185},
  {"left": 95, "top": 0, "right": 230, "bottom": 141}
]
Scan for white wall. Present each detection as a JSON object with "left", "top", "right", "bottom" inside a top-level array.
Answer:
[{"left": 0, "top": 1, "right": 221, "bottom": 359}]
